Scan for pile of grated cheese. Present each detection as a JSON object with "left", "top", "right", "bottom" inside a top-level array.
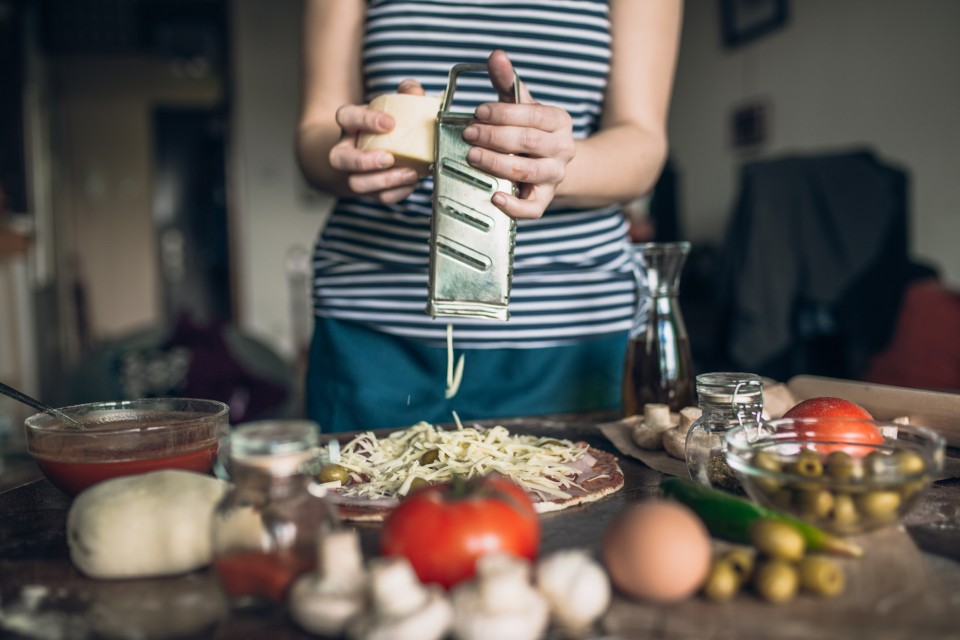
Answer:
[{"left": 321, "top": 421, "right": 589, "bottom": 501}]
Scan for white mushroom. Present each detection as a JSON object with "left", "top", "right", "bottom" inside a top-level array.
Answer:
[
  {"left": 677, "top": 406, "right": 702, "bottom": 434},
  {"left": 349, "top": 556, "right": 452, "bottom": 640},
  {"left": 535, "top": 549, "right": 611, "bottom": 632},
  {"left": 644, "top": 403, "right": 673, "bottom": 429},
  {"left": 289, "top": 528, "right": 368, "bottom": 637},
  {"left": 662, "top": 407, "right": 703, "bottom": 460},
  {"left": 631, "top": 403, "right": 678, "bottom": 450},
  {"left": 451, "top": 553, "right": 549, "bottom": 640},
  {"left": 662, "top": 427, "right": 687, "bottom": 460}
]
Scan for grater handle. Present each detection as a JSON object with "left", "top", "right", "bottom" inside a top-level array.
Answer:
[{"left": 440, "top": 63, "right": 520, "bottom": 114}]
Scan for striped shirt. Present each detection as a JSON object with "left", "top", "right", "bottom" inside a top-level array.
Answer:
[{"left": 313, "top": 0, "right": 638, "bottom": 348}]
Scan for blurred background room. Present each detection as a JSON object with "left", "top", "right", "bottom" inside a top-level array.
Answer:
[{"left": 1, "top": 0, "right": 959, "bottom": 485}]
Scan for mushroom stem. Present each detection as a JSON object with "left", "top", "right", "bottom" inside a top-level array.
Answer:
[{"left": 289, "top": 528, "right": 369, "bottom": 637}]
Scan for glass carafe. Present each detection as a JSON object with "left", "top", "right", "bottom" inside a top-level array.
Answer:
[{"left": 622, "top": 241, "right": 695, "bottom": 416}]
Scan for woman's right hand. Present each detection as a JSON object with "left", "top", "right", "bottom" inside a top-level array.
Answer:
[{"left": 328, "top": 80, "right": 425, "bottom": 204}]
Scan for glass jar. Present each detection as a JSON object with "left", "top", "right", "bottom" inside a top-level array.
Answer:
[
  {"left": 685, "top": 372, "right": 764, "bottom": 492},
  {"left": 621, "top": 241, "right": 695, "bottom": 416},
  {"left": 211, "top": 420, "right": 337, "bottom": 606}
]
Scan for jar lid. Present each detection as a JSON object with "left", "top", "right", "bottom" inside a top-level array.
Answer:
[
  {"left": 229, "top": 420, "right": 321, "bottom": 475},
  {"left": 695, "top": 372, "right": 764, "bottom": 404}
]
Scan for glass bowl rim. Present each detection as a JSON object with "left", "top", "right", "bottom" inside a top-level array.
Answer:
[{"left": 24, "top": 398, "right": 230, "bottom": 436}]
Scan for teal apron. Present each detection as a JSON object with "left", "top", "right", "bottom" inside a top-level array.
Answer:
[{"left": 306, "top": 317, "right": 627, "bottom": 432}]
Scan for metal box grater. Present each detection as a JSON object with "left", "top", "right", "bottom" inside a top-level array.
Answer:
[{"left": 426, "top": 63, "right": 518, "bottom": 321}]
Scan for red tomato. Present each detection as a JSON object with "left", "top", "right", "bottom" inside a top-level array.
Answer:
[
  {"left": 380, "top": 474, "right": 540, "bottom": 589},
  {"left": 782, "top": 396, "right": 882, "bottom": 455}
]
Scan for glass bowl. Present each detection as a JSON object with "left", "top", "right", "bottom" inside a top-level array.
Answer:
[
  {"left": 25, "top": 398, "right": 230, "bottom": 496},
  {"left": 724, "top": 417, "right": 945, "bottom": 536}
]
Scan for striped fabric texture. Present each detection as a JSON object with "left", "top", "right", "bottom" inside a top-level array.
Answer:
[{"left": 313, "top": 0, "right": 638, "bottom": 348}]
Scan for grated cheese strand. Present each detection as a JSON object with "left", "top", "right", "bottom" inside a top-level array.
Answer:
[{"left": 444, "top": 323, "right": 465, "bottom": 399}]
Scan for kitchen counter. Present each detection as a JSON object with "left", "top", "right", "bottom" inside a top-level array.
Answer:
[{"left": 1, "top": 412, "right": 958, "bottom": 639}]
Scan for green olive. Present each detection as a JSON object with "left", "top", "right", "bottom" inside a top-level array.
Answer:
[
  {"left": 828, "top": 493, "right": 859, "bottom": 527},
  {"left": 864, "top": 451, "right": 892, "bottom": 477},
  {"left": 317, "top": 464, "right": 350, "bottom": 484},
  {"left": 825, "top": 451, "right": 864, "bottom": 481},
  {"left": 754, "top": 476, "right": 782, "bottom": 496},
  {"left": 768, "top": 488, "right": 795, "bottom": 511},
  {"left": 900, "top": 478, "right": 929, "bottom": 501},
  {"left": 751, "top": 450, "right": 784, "bottom": 494},
  {"left": 787, "top": 450, "right": 824, "bottom": 478},
  {"left": 749, "top": 518, "right": 806, "bottom": 562},
  {"left": 703, "top": 559, "right": 740, "bottom": 602},
  {"left": 419, "top": 449, "right": 440, "bottom": 465},
  {"left": 752, "top": 450, "right": 782, "bottom": 473},
  {"left": 796, "top": 489, "right": 835, "bottom": 520},
  {"left": 798, "top": 555, "right": 845, "bottom": 597},
  {"left": 720, "top": 547, "right": 755, "bottom": 586},
  {"left": 892, "top": 449, "right": 926, "bottom": 476},
  {"left": 752, "top": 559, "right": 799, "bottom": 604},
  {"left": 409, "top": 477, "right": 430, "bottom": 492},
  {"left": 855, "top": 490, "right": 902, "bottom": 518}
]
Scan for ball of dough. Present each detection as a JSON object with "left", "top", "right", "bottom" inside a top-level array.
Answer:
[{"left": 67, "top": 470, "right": 227, "bottom": 579}]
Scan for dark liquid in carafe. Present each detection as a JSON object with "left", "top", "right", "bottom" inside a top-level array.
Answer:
[{"left": 622, "top": 333, "right": 694, "bottom": 416}]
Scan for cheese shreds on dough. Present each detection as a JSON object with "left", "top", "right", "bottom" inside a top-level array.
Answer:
[{"left": 321, "top": 422, "right": 588, "bottom": 501}]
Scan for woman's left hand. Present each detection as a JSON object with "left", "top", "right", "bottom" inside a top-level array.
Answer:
[{"left": 463, "top": 50, "right": 576, "bottom": 220}]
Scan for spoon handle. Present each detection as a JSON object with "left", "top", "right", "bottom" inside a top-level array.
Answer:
[{"left": 0, "top": 381, "right": 87, "bottom": 430}]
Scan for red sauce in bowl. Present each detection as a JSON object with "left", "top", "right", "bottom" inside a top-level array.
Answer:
[
  {"left": 34, "top": 442, "right": 220, "bottom": 496},
  {"left": 26, "top": 401, "right": 229, "bottom": 496}
]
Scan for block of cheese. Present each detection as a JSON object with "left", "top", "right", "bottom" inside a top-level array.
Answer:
[{"left": 357, "top": 93, "right": 442, "bottom": 176}]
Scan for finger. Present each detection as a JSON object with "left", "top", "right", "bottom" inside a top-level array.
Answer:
[
  {"left": 397, "top": 78, "right": 426, "bottom": 96},
  {"left": 377, "top": 184, "right": 418, "bottom": 205},
  {"left": 491, "top": 186, "right": 550, "bottom": 220},
  {"left": 329, "top": 139, "right": 396, "bottom": 173},
  {"left": 486, "top": 50, "right": 534, "bottom": 104},
  {"left": 473, "top": 102, "right": 571, "bottom": 133},
  {"left": 335, "top": 104, "right": 394, "bottom": 135},
  {"left": 463, "top": 123, "right": 543, "bottom": 155},
  {"left": 347, "top": 166, "right": 420, "bottom": 195},
  {"left": 463, "top": 123, "right": 575, "bottom": 159},
  {"left": 466, "top": 146, "right": 566, "bottom": 186}
]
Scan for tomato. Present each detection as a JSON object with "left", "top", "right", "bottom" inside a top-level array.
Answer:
[
  {"left": 380, "top": 474, "right": 540, "bottom": 589},
  {"left": 782, "top": 397, "right": 883, "bottom": 455}
]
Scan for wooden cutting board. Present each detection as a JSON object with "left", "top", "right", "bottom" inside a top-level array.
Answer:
[{"left": 601, "top": 524, "right": 957, "bottom": 639}]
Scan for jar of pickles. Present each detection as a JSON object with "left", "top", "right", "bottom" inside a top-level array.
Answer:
[
  {"left": 685, "top": 372, "right": 764, "bottom": 493},
  {"left": 211, "top": 420, "right": 338, "bottom": 606}
]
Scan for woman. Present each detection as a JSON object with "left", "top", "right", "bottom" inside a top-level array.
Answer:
[{"left": 297, "top": 0, "right": 682, "bottom": 431}]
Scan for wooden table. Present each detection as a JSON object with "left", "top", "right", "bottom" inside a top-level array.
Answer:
[{"left": 1, "top": 412, "right": 959, "bottom": 639}]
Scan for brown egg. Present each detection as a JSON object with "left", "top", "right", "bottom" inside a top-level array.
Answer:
[{"left": 601, "top": 499, "right": 712, "bottom": 603}]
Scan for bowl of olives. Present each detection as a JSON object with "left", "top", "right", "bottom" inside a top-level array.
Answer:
[{"left": 724, "top": 417, "right": 945, "bottom": 536}]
